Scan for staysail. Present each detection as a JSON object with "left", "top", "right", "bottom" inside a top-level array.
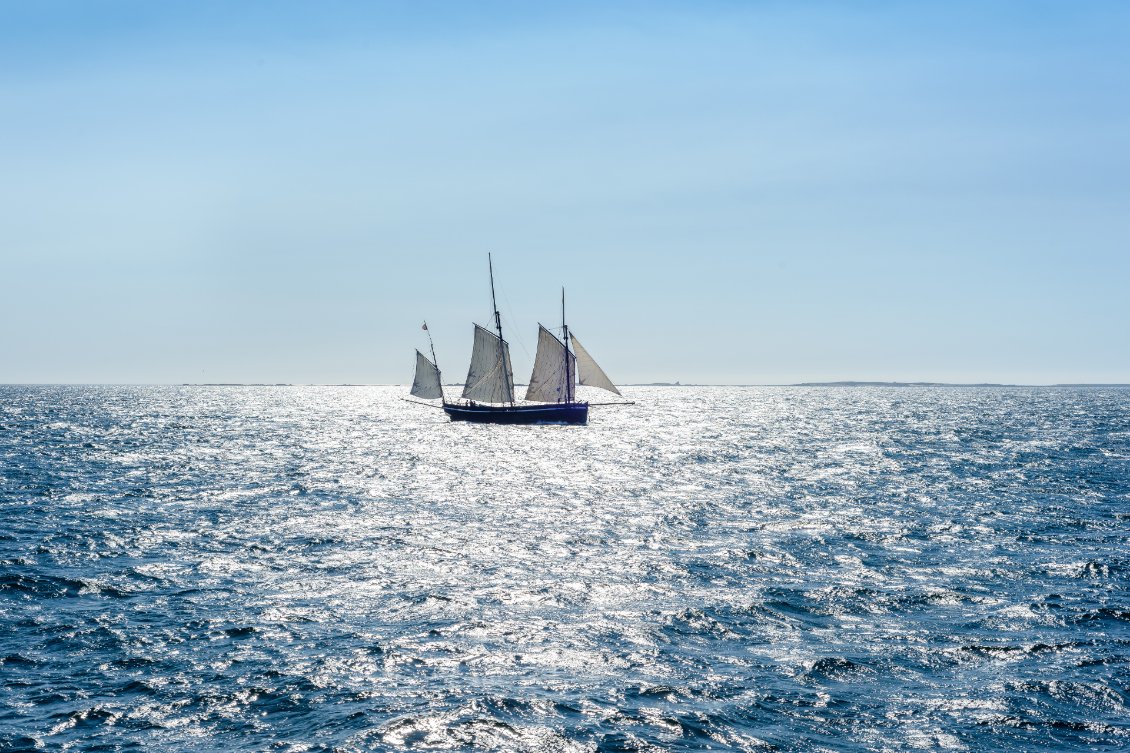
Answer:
[
  {"left": 525, "top": 325, "right": 576, "bottom": 403},
  {"left": 410, "top": 350, "right": 443, "bottom": 399},
  {"left": 462, "top": 323, "right": 515, "bottom": 403},
  {"left": 571, "top": 334, "right": 621, "bottom": 395}
]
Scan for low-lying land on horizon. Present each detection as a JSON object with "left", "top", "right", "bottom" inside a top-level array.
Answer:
[
  {"left": 150, "top": 381, "right": 1130, "bottom": 388},
  {"left": 5, "top": 382, "right": 1127, "bottom": 388}
]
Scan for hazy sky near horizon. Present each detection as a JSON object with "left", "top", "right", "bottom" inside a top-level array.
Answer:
[{"left": 2, "top": 2, "right": 1128, "bottom": 385}]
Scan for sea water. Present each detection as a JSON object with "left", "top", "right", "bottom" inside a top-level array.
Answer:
[{"left": 1, "top": 385, "right": 1127, "bottom": 752}]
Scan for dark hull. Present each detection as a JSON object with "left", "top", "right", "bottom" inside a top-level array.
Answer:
[{"left": 443, "top": 402, "right": 588, "bottom": 424}]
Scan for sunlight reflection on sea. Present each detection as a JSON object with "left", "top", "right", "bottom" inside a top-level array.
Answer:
[{"left": 1, "top": 385, "right": 1127, "bottom": 751}]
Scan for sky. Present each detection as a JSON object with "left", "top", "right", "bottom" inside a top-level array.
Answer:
[{"left": 1, "top": 1, "right": 1128, "bottom": 385}]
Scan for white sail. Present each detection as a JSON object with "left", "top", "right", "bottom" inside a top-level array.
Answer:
[
  {"left": 524, "top": 325, "right": 576, "bottom": 403},
  {"left": 462, "top": 323, "right": 515, "bottom": 403},
  {"left": 410, "top": 350, "right": 443, "bottom": 399},
  {"left": 571, "top": 334, "right": 621, "bottom": 396}
]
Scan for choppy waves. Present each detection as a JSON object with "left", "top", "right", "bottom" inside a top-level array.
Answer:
[{"left": 1, "top": 385, "right": 1128, "bottom": 751}]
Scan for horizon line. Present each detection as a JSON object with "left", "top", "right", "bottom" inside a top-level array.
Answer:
[{"left": 2, "top": 381, "right": 1128, "bottom": 388}]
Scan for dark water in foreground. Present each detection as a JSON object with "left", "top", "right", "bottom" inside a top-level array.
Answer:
[{"left": 1, "top": 385, "right": 1128, "bottom": 752}]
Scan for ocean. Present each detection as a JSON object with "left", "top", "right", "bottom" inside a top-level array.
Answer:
[{"left": 1, "top": 385, "right": 1127, "bottom": 752}]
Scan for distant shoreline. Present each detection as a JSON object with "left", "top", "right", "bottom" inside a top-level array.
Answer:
[
  {"left": 635, "top": 382, "right": 1130, "bottom": 388},
  {"left": 2, "top": 382, "right": 1127, "bottom": 388},
  {"left": 790, "top": 382, "right": 1130, "bottom": 388}
]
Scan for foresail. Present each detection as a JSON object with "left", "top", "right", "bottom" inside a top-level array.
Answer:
[
  {"left": 571, "top": 334, "right": 621, "bottom": 396},
  {"left": 525, "top": 325, "right": 576, "bottom": 403},
  {"left": 410, "top": 350, "right": 443, "bottom": 399},
  {"left": 462, "top": 324, "right": 515, "bottom": 403}
]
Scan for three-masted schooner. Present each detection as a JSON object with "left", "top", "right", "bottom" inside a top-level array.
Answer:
[{"left": 408, "top": 255, "right": 624, "bottom": 424}]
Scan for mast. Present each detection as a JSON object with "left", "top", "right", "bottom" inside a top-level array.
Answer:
[
  {"left": 562, "top": 287, "right": 573, "bottom": 404},
  {"left": 423, "top": 322, "right": 446, "bottom": 406},
  {"left": 488, "top": 253, "right": 514, "bottom": 405}
]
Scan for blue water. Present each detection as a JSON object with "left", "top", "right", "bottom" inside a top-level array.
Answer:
[{"left": 1, "top": 385, "right": 1128, "bottom": 752}]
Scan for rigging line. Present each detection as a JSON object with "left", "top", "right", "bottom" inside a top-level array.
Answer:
[
  {"left": 464, "top": 355, "right": 515, "bottom": 401},
  {"left": 466, "top": 355, "right": 504, "bottom": 389},
  {"left": 401, "top": 398, "right": 446, "bottom": 409},
  {"left": 500, "top": 288, "right": 532, "bottom": 362}
]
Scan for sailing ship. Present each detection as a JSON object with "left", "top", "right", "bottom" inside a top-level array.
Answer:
[{"left": 408, "top": 255, "right": 625, "bottom": 424}]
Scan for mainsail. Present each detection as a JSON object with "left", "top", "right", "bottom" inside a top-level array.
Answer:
[
  {"left": 462, "top": 323, "right": 515, "bottom": 403},
  {"left": 571, "top": 334, "right": 621, "bottom": 395},
  {"left": 525, "top": 325, "right": 576, "bottom": 403},
  {"left": 410, "top": 350, "right": 443, "bottom": 399}
]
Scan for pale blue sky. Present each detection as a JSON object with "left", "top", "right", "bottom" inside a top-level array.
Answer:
[{"left": 2, "top": 2, "right": 1127, "bottom": 384}]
